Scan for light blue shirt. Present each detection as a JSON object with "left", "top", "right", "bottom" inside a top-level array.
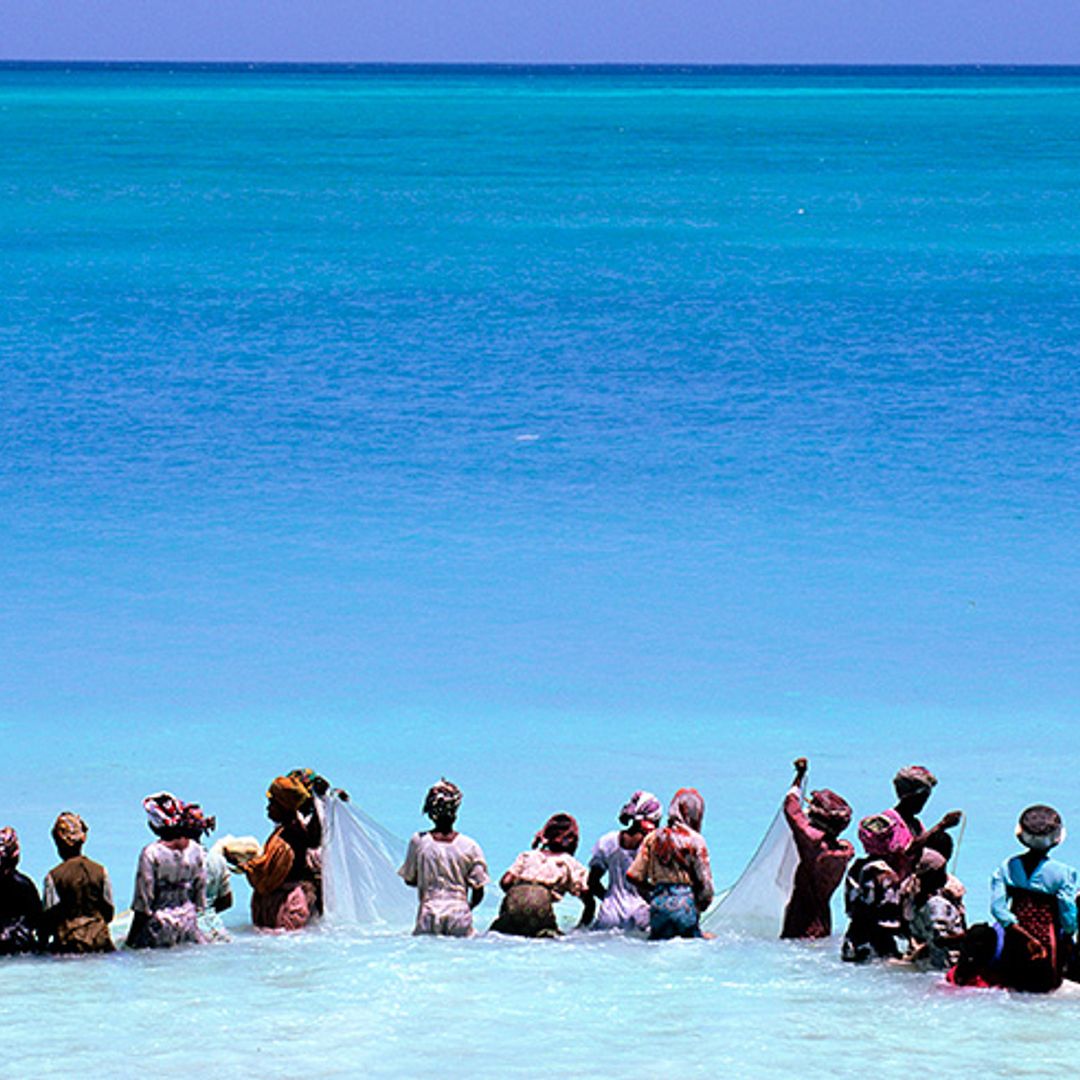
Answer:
[{"left": 989, "top": 853, "right": 1078, "bottom": 935}]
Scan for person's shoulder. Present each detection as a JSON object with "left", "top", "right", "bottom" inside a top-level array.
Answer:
[
  {"left": 456, "top": 833, "right": 485, "bottom": 855},
  {"left": 593, "top": 830, "right": 619, "bottom": 855}
]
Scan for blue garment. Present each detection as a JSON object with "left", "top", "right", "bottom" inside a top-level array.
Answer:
[
  {"left": 648, "top": 883, "right": 701, "bottom": 940},
  {"left": 989, "top": 853, "right": 1078, "bottom": 934}
]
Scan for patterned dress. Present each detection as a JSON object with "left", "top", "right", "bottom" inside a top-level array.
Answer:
[
  {"left": 128, "top": 838, "right": 208, "bottom": 948},
  {"left": 491, "top": 850, "right": 589, "bottom": 937}
]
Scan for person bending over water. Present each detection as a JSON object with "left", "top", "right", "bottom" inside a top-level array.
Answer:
[
  {"left": 588, "top": 790, "right": 662, "bottom": 934},
  {"left": 781, "top": 758, "right": 853, "bottom": 940},
  {"left": 0, "top": 827, "right": 42, "bottom": 955},
  {"left": 399, "top": 779, "right": 488, "bottom": 937},
  {"left": 41, "top": 813, "right": 115, "bottom": 954},
  {"left": 627, "top": 788, "right": 714, "bottom": 940},
  {"left": 987, "top": 804, "right": 1077, "bottom": 992},
  {"left": 491, "top": 814, "right": 593, "bottom": 937},
  {"left": 127, "top": 792, "right": 209, "bottom": 949},
  {"left": 233, "top": 776, "right": 320, "bottom": 931}
]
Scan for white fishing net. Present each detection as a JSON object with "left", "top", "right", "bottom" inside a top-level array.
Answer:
[
  {"left": 704, "top": 792, "right": 800, "bottom": 938},
  {"left": 317, "top": 794, "right": 414, "bottom": 928}
]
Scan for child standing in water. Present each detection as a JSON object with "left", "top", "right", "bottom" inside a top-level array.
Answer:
[
  {"left": 399, "top": 780, "right": 488, "bottom": 937},
  {"left": 781, "top": 758, "right": 854, "bottom": 940}
]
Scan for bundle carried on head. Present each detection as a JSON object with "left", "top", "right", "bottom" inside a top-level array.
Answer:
[
  {"left": 533, "top": 813, "right": 580, "bottom": 855},
  {"left": 1017, "top": 804, "right": 1064, "bottom": 852},
  {"left": 423, "top": 779, "right": 463, "bottom": 823},
  {"left": 214, "top": 835, "right": 262, "bottom": 867},
  {"left": 893, "top": 765, "right": 938, "bottom": 799},
  {"left": 619, "top": 790, "right": 662, "bottom": 828}
]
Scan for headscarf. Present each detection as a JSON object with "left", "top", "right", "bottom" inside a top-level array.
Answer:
[
  {"left": 916, "top": 848, "right": 947, "bottom": 876},
  {"left": 858, "top": 810, "right": 914, "bottom": 858},
  {"left": 533, "top": 813, "right": 580, "bottom": 855},
  {"left": 179, "top": 803, "right": 216, "bottom": 838},
  {"left": 52, "top": 812, "right": 88, "bottom": 848},
  {"left": 667, "top": 788, "right": 705, "bottom": 833},
  {"left": 808, "top": 789, "right": 852, "bottom": 834},
  {"left": 288, "top": 768, "right": 317, "bottom": 797},
  {"left": 1017, "top": 804, "right": 1064, "bottom": 852},
  {"left": 893, "top": 766, "right": 938, "bottom": 799},
  {"left": 423, "top": 779, "right": 463, "bottom": 822},
  {"left": 143, "top": 791, "right": 185, "bottom": 833},
  {"left": 619, "top": 790, "right": 663, "bottom": 828},
  {"left": 267, "top": 775, "right": 309, "bottom": 813},
  {"left": 0, "top": 827, "right": 19, "bottom": 865}
]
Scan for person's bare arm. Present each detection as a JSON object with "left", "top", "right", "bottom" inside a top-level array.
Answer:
[{"left": 469, "top": 886, "right": 484, "bottom": 910}]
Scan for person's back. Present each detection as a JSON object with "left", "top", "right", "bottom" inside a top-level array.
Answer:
[
  {"left": 44, "top": 853, "right": 115, "bottom": 954},
  {"left": 0, "top": 827, "right": 41, "bottom": 955}
]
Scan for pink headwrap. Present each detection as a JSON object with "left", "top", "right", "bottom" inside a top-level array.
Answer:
[{"left": 858, "top": 809, "right": 913, "bottom": 857}]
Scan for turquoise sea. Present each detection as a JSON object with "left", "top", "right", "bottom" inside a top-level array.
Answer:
[{"left": 1, "top": 65, "right": 1079, "bottom": 1076}]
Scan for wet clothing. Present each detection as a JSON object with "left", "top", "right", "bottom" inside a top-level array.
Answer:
[
  {"left": 42, "top": 855, "right": 115, "bottom": 954},
  {"left": 627, "top": 823, "right": 713, "bottom": 941},
  {"left": 648, "top": 883, "right": 701, "bottom": 940},
  {"left": 491, "top": 849, "right": 588, "bottom": 937},
  {"left": 990, "top": 853, "right": 1078, "bottom": 936},
  {"left": 399, "top": 831, "right": 489, "bottom": 937},
  {"left": 243, "top": 821, "right": 320, "bottom": 931},
  {"left": 128, "top": 838, "right": 207, "bottom": 949},
  {"left": 781, "top": 786, "right": 853, "bottom": 939},
  {"left": 589, "top": 831, "right": 650, "bottom": 933},
  {"left": 909, "top": 893, "right": 966, "bottom": 970},
  {"left": 841, "top": 857, "right": 904, "bottom": 963},
  {"left": 198, "top": 843, "right": 233, "bottom": 941},
  {"left": 0, "top": 870, "right": 42, "bottom": 955}
]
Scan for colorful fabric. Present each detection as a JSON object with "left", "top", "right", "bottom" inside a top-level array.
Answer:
[
  {"left": 267, "top": 775, "right": 309, "bottom": 813},
  {"left": 501, "top": 848, "right": 589, "bottom": 900},
  {"left": 422, "top": 779, "right": 463, "bottom": 823},
  {"left": 51, "top": 812, "right": 88, "bottom": 848},
  {"left": 841, "top": 857, "right": 904, "bottom": 963},
  {"left": 179, "top": 803, "right": 216, "bottom": 838},
  {"left": 288, "top": 768, "right": 318, "bottom": 795},
  {"left": 129, "top": 839, "right": 208, "bottom": 949},
  {"left": 0, "top": 827, "right": 19, "bottom": 864},
  {"left": 990, "top": 852, "right": 1078, "bottom": 935},
  {"left": 857, "top": 811, "right": 914, "bottom": 858},
  {"left": 667, "top": 788, "right": 704, "bottom": 833},
  {"left": 619, "top": 791, "right": 662, "bottom": 827},
  {"left": 807, "top": 789, "right": 852, "bottom": 834},
  {"left": 143, "top": 792, "right": 185, "bottom": 832},
  {"left": 893, "top": 766, "right": 938, "bottom": 798},
  {"left": 251, "top": 880, "right": 318, "bottom": 931},
  {"left": 399, "top": 830, "right": 488, "bottom": 937},
  {"left": 648, "top": 883, "right": 701, "bottom": 940},
  {"left": 1017, "top": 805, "right": 1064, "bottom": 851},
  {"left": 533, "top": 813, "right": 580, "bottom": 855},
  {"left": 589, "top": 830, "right": 650, "bottom": 933},
  {"left": 627, "top": 824, "right": 714, "bottom": 910}
]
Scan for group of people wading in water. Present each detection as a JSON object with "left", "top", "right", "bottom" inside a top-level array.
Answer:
[{"left": 0, "top": 760, "right": 1076, "bottom": 993}]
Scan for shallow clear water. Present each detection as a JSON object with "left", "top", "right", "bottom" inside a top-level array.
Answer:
[{"left": 1, "top": 65, "right": 1079, "bottom": 1075}]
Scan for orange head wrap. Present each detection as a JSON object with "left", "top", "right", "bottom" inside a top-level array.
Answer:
[{"left": 267, "top": 775, "right": 309, "bottom": 813}]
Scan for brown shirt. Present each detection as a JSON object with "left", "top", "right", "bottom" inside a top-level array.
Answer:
[{"left": 42, "top": 855, "right": 115, "bottom": 954}]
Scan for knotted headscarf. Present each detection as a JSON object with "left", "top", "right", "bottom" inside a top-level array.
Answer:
[
  {"left": 267, "top": 775, "right": 309, "bottom": 813},
  {"left": 893, "top": 766, "right": 938, "bottom": 799},
  {"left": 179, "top": 803, "right": 216, "bottom": 838},
  {"left": 52, "top": 812, "right": 88, "bottom": 848},
  {"left": 423, "top": 779, "right": 463, "bottom": 822},
  {"left": 533, "top": 813, "right": 580, "bottom": 855},
  {"left": 0, "top": 827, "right": 19, "bottom": 865},
  {"left": 1017, "top": 804, "right": 1064, "bottom": 852},
  {"left": 143, "top": 792, "right": 185, "bottom": 833},
  {"left": 808, "top": 789, "right": 852, "bottom": 834},
  {"left": 858, "top": 810, "right": 913, "bottom": 858},
  {"left": 667, "top": 788, "right": 705, "bottom": 833},
  {"left": 619, "top": 790, "right": 663, "bottom": 828}
]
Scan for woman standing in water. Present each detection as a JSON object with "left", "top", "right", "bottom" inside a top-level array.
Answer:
[
  {"left": 627, "top": 788, "right": 714, "bottom": 940},
  {"left": 0, "top": 827, "right": 41, "bottom": 955},
  {"left": 587, "top": 791, "right": 662, "bottom": 934},
  {"left": 888, "top": 766, "right": 963, "bottom": 879},
  {"left": 491, "top": 814, "right": 593, "bottom": 937},
  {"left": 127, "top": 792, "right": 208, "bottom": 949},
  {"left": 781, "top": 759, "right": 854, "bottom": 940},
  {"left": 41, "top": 812, "right": 115, "bottom": 954},
  {"left": 232, "top": 775, "right": 320, "bottom": 931},
  {"left": 399, "top": 779, "right": 488, "bottom": 936}
]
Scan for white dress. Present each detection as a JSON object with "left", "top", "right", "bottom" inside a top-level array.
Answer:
[
  {"left": 130, "top": 839, "right": 207, "bottom": 947},
  {"left": 589, "top": 830, "right": 650, "bottom": 932},
  {"left": 398, "top": 831, "right": 489, "bottom": 937}
]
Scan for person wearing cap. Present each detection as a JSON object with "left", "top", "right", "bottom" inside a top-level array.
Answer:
[
  {"left": 587, "top": 790, "right": 663, "bottom": 933},
  {"left": 987, "top": 804, "right": 1077, "bottom": 992},
  {"left": 781, "top": 758, "right": 854, "bottom": 940},
  {"left": 229, "top": 776, "right": 320, "bottom": 931},
  {"left": 399, "top": 779, "right": 488, "bottom": 937},
  {"left": 0, "top": 827, "right": 42, "bottom": 955},
  {"left": 41, "top": 812, "right": 115, "bottom": 954}
]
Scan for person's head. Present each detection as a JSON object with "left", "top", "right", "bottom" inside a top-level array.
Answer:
[
  {"left": 423, "top": 779, "right": 463, "bottom": 830},
  {"left": 178, "top": 803, "right": 216, "bottom": 842},
  {"left": 893, "top": 766, "right": 937, "bottom": 813},
  {"left": 143, "top": 791, "right": 186, "bottom": 840},
  {"left": 808, "top": 789, "right": 852, "bottom": 837},
  {"left": 1017, "top": 804, "right": 1064, "bottom": 852},
  {"left": 533, "top": 813, "right": 580, "bottom": 855},
  {"left": 0, "top": 827, "right": 20, "bottom": 873},
  {"left": 857, "top": 812, "right": 913, "bottom": 858},
  {"left": 287, "top": 768, "right": 324, "bottom": 810},
  {"left": 618, "top": 790, "right": 662, "bottom": 834},
  {"left": 915, "top": 848, "right": 948, "bottom": 895},
  {"left": 953, "top": 923, "right": 1002, "bottom": 983},
  {"left": 266, "top": 775, "right": 309, "bottom": 823},
  {"left": 51, "top": 812, "right": 88, "bottom": 858},
  {"left": 925, "top": 829, "right": 954, "bottom": 862},
  {"left": 667, "top": 788, "right": 705, "bottom": 833}
]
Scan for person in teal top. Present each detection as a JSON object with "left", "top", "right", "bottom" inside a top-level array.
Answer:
[{"left": 988, "top": 804, "right": 1077, "bottom": 991}]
